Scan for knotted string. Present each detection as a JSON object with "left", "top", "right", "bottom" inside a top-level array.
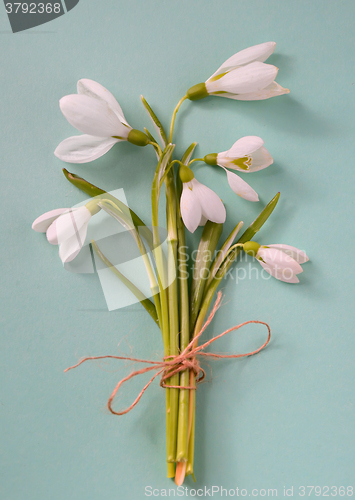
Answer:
[{"left": 65, "top": 292, "right": 271, "bottom": 415}]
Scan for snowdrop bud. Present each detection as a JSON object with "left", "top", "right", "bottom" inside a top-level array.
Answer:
[
  {"left": 179, "top": 165, "right": 195, "bottom": 183},
  {"left": 85, "top": 199, "right": 101, "bottom": 216},
  {"left": 127, "top": 129, "right": 150, "bottom": 147},
  {"left": 186, "top": 83, "right": 209, "bottom": 101},
  {"left": 243, "top": 241, "right": 261, "bottom": 257},
  {"left": 204, "top": 154, "right": 218, "bottom": 166}
]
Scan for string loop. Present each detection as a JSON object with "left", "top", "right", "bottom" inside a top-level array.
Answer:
[{"left": 65, "top": 292, "right": 271, "bottom": 415}]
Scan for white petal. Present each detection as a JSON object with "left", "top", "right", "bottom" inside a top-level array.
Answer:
[
  {"left": 218, "top": 144, "right": 273, "bottom": 173},
  {"left": 192, "top": 179, "right": 226, "bottom": 224},
  {"left": 59, "top": 224, "right": 88, "bottom": 263},
  {"left": 180, "top": 182, "right": 202, "bottom": 233},
  {"left": 222, "top": 168, "right": 259, "bottom": 202},
  {"left": 209, "top": 42, "right": 276, "bottom": 78},
  {"left": 199, "top": 215, "right": 208, "bottom": 227},
  {"left": 227, "top": 81, "right": 290, "bottom": 101},
  {"left": 258, "top": 259, "right": 300, "bottom": 283},
  {"left": 258, "top": 247, "right": 303, "bottom": 274},
  {"left": 54, "top": 135, "right": 119, "bottom": 163},
  {"left": 206, "top": 62, "right": 278, "bottom": 95},
  {"left": 77, "top": 79, "right": 130, "bottom": 126},
  {"left": 266, "top": 244, "right": 309, "bottom": 264},
  {"left": 228, "top": 136, "right": 265, "bottom": 157},
  {"left": 248, "top": 146, "right": 273, "bottom": 172},
  {"left": 47, "top": 207, "right": 91, "bottom": 245},
  {"left": 59, "top": 95, "right": 129, "bottom": 138},
  {"left": 32, "top": 208, "right": 68, "bottom": 232}
]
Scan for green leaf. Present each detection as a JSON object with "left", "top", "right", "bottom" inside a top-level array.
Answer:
[
  {"left": 210, "top": 192, "right": 281, "bottom": 282},
  {"left": 181, "top": 142, "right": 198, "bottom": 166},
  {"left": 151, "top": 145, "right": 175, "bottom": 236},
  {"left": 237, "top": 192, "right": 280, "bottom": 244},
  {"left": 91, "top": 240, "right": 158, "bottom": 325},
  {"left": 140, "top": 95, "right": 168, "bottom": 147},
  {"left": 189, "top": 221, "right": 223, "bottom": 331},
  {"left": 62, "top": 168, "right": 154, "bottom": 250},
  {"left": 143, "top": 127, "right": 160, "bottom": 157},
  {"left": 205, "top": 221, "right": 244, "bottom": 290}
]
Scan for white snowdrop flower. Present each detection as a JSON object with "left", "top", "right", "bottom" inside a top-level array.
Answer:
[
  {"left": 204, "top": 136, "right": 273, "bottom": 202},
  {"left": 187, "top": 42, "right": 289, "bottom": 101},
  {"left": 32, "top": 200, "right": 101, "bottom": 263},
  {"left": 179, "top": 165, "right": 226, "bottom": 233},
  {"left": 55, "top": 79, "right": 149, "bottom": 163},
  {"left": 243, "top": 241, "right": 309, "bottom": 283}
]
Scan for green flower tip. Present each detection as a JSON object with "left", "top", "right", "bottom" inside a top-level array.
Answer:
[
  {"left": 186, "top": 83, "right": 209, "bottom": 101},
  {"left": 127, "top": 129, "right": 149, "bottom": 147},
  {"left": 179, "top": 165, "right": 195, "bottom": 183},
  {"left": 204, "top": 153, "right": 218, "bottom": 166},
  {"left": 243, "top": 241, "right": 261, "bottom": 257}
]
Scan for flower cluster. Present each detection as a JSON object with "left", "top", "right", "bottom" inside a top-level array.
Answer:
[
  {"left": 31, "top": 41, "right": 309, "bottom": 487},
  {"left": 34, "top": 41, "right": 308, "bottom": 283}
]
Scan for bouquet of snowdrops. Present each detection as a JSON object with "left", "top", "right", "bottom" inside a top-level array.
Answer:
[{"left": 32, "top": 42, "right": 308, "bottom": 485}]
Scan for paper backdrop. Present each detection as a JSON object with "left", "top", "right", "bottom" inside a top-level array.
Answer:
[{"left": 1, "top": 1, "right": 354, "bottom": 499}]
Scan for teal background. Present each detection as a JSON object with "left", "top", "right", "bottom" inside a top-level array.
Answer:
[{"left": 1, "top": 1, "right": 354, "bottom": 499}]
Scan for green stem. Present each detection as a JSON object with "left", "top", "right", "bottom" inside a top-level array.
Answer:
[
  {"left": 159, "top": 160, "right": 184, "bottom": 187},
  {"left": 175, "top": 144, "right": 198, "bottom": 471},
  {"left": 151, "top": 146, "right": 175, "bottom": 347},
  {"left": 151, "top": 147, "right": 175, "bottom": 473},
  {"left": 168, "top": 95, "right": 188, "bottom": 144},
  {"left": 189, "top": 221, "right": 223, "bottom": 332},
  {"left": 62, "top": 168, "right": 154, "bottom": 251},
  {"left": 175, "top": 173, "right": 190, "bottom": 463},
  {"left": 98, "top": 199, "right": 162, "bottom": 326},
  {"left": 188, "top": 158, "right": 204, "bottom": 166},
  {"left": 91, "top": 240, "right": 159, "bottom": 325},
  {"left": 186, "top": 370, "right": 196, "bottom": 477},
  {"left": 186, "top": 274, "right": 223, "bottom": 477},
  {"left": 165, "top": 169, "right": 180, "bottom": 463},
  {"left": 148, "top": 140, "right": 162, "bottom": 156},
  {"left": 205, "top": 221, "right": 244, "bottom": 291}
]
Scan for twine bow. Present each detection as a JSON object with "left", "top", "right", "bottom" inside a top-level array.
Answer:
[{"left": 65, "top": 292, "right": 271, "bottom": 415}]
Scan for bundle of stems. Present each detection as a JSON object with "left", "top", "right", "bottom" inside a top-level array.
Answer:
[{"left": 63, "top": 96, "right": 280, "bottom": 485}]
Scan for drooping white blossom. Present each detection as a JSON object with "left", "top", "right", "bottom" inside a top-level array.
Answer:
[
  {"left": 187, "top": 42, "right": 289, "bottom": 101},
  {"left": 204, "top": 136, "right": 273, "bottom": 202},
  {"left": 244, "top": 242, "right": 309, "bottom": 283},
  {"left": 180, "top": 178, "right": 226, "bottom": 233},
  {"left": 32, "top": 203, "right": 99, "bottom": 263},
  {"left": 55, "top": 79, "right": 148, "bottom": 163}
]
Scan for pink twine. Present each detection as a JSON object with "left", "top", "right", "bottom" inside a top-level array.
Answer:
[{"left": 65, "top": 292, "right": 271, "bottom": 415}]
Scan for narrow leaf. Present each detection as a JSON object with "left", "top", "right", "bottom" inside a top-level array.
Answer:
[
  {"left": 140, "top": 95, "right": 168, "bottom": 147},
  {"left": 205, "top": 221, "right": 244, "bottom": 290},
  {"left": 62, "top": 168, "right": 154, "bottom": 250},
  {"left": 181, "top": 142, "right": 198, "bottom": 166},
  {"left": 237, "top": 192, "right": 280, "bottom": 243},
  {"left": 144, "top": 127, "right": 160, "bottom": 159},
  {"left": 207, "top": 192, "right": 281, "bottom": 286},
  {"left": 91, "top": 240, "right": 158, "bottom": 325},
  {"left": 189, "top": 221, "right": 223, "bottom": 331}
]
